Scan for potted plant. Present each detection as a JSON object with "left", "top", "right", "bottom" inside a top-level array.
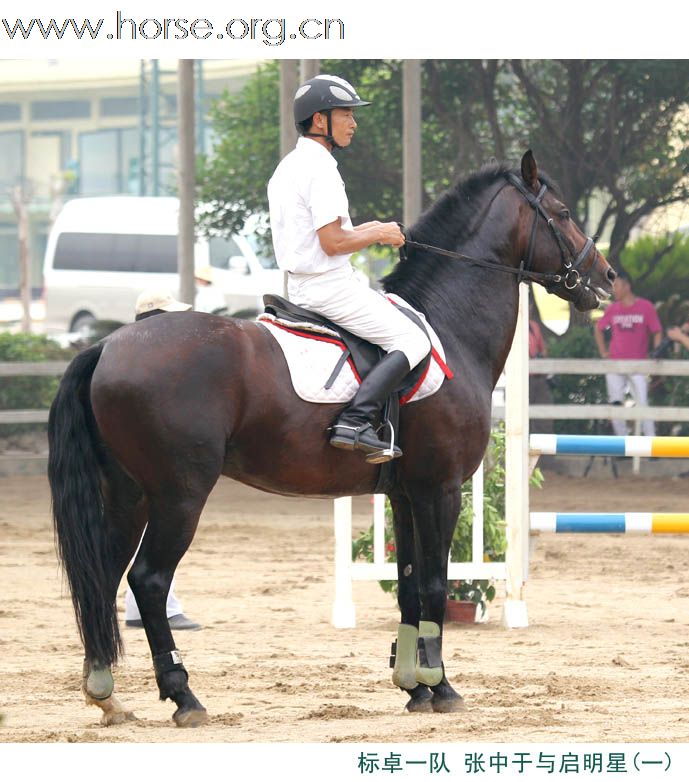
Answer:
[{"left": 446, "top": 579, "right": 495, "bottom": 623}]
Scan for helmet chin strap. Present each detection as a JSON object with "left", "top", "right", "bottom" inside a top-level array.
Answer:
[{"left": 303, "top": 110, "right": 343, "bottom": 151}]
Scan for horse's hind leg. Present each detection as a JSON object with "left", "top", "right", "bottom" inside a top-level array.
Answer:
[
  {"left": 128, "top": 477, "right": 216, "bottom": 727},
  {"left": 83, "top": 472, "right": 147, "bottom": 725},
  {"left": 389, "top": 492, "right": 433, "bottom": 713},
  {"left": 408, "top": 482, "right": 466, "bottom": 714}
]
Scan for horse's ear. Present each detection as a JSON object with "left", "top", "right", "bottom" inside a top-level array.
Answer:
[{"left": 520, "top": 150, "right": 539, "bottom": 191}]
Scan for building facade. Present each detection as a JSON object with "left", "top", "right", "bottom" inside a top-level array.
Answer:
[{"left": 0, "top": 59, "right": 257, "bottom": 297}]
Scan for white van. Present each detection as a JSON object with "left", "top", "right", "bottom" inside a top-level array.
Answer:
[{"left": 43, "top": 196, "right": 284, "bottom": 334}]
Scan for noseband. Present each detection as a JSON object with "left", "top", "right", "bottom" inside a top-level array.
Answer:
[{"left": 506, "top": 174, "right": 596, "bottom": 294}]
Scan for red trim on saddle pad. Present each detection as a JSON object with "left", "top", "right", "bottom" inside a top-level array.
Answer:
[
  {"left": 400, "top": 363, "right": 430, "bottom": 406},
  {"left": 400, "top": 349, "right": 453, "bottom": 405},
  {"left": 268, "top": 321, "right": 362, "bottom": 384},
  {"left": 431, "top": 347, "right": 453, "bottom": 379}
]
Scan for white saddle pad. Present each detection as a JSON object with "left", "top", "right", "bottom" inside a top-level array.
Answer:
[{"left": 257, "top": 293, "right": 452, "bottom": 405}]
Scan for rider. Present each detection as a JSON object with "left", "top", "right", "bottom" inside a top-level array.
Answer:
[{"left": 267, "top": 75, "right": 431, "bottom": 461}]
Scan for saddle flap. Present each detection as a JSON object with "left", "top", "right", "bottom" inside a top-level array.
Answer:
[
  {"left": 261, "top": 293, "right": 431, "bottom": 394},
  {"left": 263, "top": 293, "right": 383, "bottom": 380}
]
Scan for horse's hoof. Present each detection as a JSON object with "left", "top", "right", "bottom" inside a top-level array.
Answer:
[
  {"left": 405, "top": 696, "right": 433, "bottom": 714},
  {"left": 431, "top": 694, "right": 467, "bottom": 713},
  {"left": 173, "top": 707, "right": 208, "bottom": 728},
  {"left": 101, "top": 709, "right": 138, "bottom": 726},
  {"left": 85, "top": 693, "right": 138, "bottom": 726}
]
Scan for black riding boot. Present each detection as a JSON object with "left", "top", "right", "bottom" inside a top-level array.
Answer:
[{"left": 330, "top": 350, "right": 410, "bottom": 461}]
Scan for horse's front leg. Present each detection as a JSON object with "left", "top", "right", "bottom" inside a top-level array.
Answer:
[
  {"left": 408, "top": 481, "right": 466, "bottom": 713},
  {"left": 389, "top": 492, "right": 433, "bottom": 713}
]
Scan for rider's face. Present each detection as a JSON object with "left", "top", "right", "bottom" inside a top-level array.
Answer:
[{"left": 313, "top": 107, "right": 357, "bottom": 148}]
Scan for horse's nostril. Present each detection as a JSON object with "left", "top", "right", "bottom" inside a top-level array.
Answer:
[{"left": 607, "top": 268, "right": 617, "bottom": 283}]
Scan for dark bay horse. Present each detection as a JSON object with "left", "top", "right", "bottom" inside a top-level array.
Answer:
[{"left": 48, "top": 151, "right": 615, "bottom": 727}]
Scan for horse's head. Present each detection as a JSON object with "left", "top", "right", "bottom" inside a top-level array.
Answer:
[{"left": 509, "top": 150, "right": 615, "bottom": 311}]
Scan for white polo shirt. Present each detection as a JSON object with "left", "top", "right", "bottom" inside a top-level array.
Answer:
[{"left": 267, "top": 137, "right": 354, "bottom": 275}]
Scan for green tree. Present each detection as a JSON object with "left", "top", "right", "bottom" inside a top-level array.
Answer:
[
  {"left": 198, "top": 60, "right": 689, "bottom": 267},
  {"left": 197, "top": 61, "right": 280, "bottom": 240},
  {"left": 618, "top": 232, "right": 689, "bottom": 304}
]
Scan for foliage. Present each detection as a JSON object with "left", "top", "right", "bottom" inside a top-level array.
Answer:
[
  {"left": 351, "top": 427, "right": 544, "bottom": 616},
  {"left": 198, "top": 60, "right": 689, "bottom": 271},
  {"left": 0, "top": 333, "right": 72, "bottom": 436},
  {"left": 197, "top": 61, "right": 280, "bottom": 243},
  {"left": 618, "top": 233, "right": 689, "bottom": 305}
]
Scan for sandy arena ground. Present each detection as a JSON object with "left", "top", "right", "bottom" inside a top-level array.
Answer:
[{"left": 1, "top": 468, "right": 689, "bottom": 744}]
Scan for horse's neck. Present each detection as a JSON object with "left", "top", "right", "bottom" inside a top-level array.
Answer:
[{"left": 428, "top": 231, "right": 522, "bottom": 387}]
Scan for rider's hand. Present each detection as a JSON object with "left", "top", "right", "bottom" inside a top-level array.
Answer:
[{"left": 377, "top": 222, "right": 405, "bottom": 248}]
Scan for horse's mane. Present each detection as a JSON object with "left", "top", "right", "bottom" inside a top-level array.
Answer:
[{"left": 382, "top": 160, "right": 560, "bottom": 318}]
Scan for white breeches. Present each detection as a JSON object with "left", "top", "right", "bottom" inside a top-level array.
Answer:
[
  {"left": 605, "top": 372, "right": 654, "bottom": 437},
  {"left": 287, "top": 265, "right": 431, "bottom": 369},
  {"left": 124, "top": 580, "right": 183, "bottom": 621}
]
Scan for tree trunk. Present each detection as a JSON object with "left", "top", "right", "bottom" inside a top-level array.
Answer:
[
  {"left": 177, "top": 59, "right": 196, "bottom": 307},
  {"left": 11, "top": 185, "right": 31, "bottom": 334}
]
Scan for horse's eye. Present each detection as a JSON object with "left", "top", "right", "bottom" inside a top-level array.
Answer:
[{"left": 559, "top": 209, "right": 570, "bottom": 220}]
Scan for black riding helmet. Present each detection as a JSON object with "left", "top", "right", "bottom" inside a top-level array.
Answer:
[{"left": 294, "top": 75, "right": 371, "bottom": 149}]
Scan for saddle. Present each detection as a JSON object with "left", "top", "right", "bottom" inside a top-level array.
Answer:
[
  {"left": 262, "top": 294, "right": 432, "bottom": 394},
  {"left": 262, "top": 293, "right": 434, "bottom": 477}
]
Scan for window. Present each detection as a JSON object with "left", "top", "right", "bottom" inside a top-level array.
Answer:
[
  {"left": 53, "top": 233, "right": 178, "bottom": 273},
  {"left": 79, "top": 128, "right": 139, "bottom": 195},
  {"left": 244, "top": 232, "right": 278, "bottom": 269},
  {"left": 0, "top": 131, "right": 23, "bottom": 189},
  {"left": 0, "top": 103, "right": 21, "bottom": 122},
  {"left": 31, "top": 100, "right": 90, "bottom": 121},
  {"left": 100, "top": 97, "right": 140, "bottom": 117},
  {"left": 79, "top": 130, "right": 118, "bottom": 194},
  {"left": 208, "top": 236, "right": 242, "bottom": 268},
  {"left": 0, "top": 224, "right": 19, "bottom": 289}
]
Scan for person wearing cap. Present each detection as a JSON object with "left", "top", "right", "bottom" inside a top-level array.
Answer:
[
  {"left": 134, "top": 289, "right": 192, "bottom": 320},
  {"left": 124, "top": 288, "right": 202, "bottom": 631},
  {"left": 267, "top": 75, "right": 431, "bottom": 461}
]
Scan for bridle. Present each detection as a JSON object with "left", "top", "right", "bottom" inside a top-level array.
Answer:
[
  {"left": 401, "top": 173, "right": 599, "bottom": 297},
  {"left": 505, "top": 174, "right": 596, "bottom": 293}
]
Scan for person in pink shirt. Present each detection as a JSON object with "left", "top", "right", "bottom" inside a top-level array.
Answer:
[{"left": 594, "top": 271, "right": 662, "bottom": 436}]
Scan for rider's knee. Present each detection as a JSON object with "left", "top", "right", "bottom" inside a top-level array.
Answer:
[{"left": 403, "top": 331, "right": 432, "bottom": 370}]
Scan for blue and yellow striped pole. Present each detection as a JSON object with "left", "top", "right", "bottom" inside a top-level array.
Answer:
[
  {"left": 531, "top": 513, "right": 689, "bottom": 534},
  {"left": 530, "top": 434, "right": 689, "bottom": 458}
]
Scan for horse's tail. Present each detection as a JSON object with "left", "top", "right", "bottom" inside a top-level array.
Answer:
[{"left": 48, "top": 341, "right": 122, "bottom": 667}]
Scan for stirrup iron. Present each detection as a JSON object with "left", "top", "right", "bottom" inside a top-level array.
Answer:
[{"left": 365, "top": 420, "right": 401, "bottom": 464}]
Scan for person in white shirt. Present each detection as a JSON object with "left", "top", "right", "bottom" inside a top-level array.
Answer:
[{"left": 267, "top": 75, "right": 431, "bottom": 461}]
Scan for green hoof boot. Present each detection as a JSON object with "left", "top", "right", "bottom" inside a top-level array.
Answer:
[
  {"left": 82, "top": 659, "right": 114, "bottom": 701},
  {"left": 391, "top": 624, "right": 419, "bottom": 690},
  {"left": 416, "top": 621, "right": 443, "bottom": 687}
]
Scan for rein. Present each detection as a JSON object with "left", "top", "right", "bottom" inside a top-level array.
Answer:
[
  {"left": 400, "top": 174, "right": 598, "bottom": 293},
  {"left": 401, "top": 235, "right": 561, "bottom": 285}
]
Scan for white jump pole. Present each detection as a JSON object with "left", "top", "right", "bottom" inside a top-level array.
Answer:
[
  {"left": 332, "top": 496, "right": 356, "bottom": 628},
  {"left": 502, "top": 284, "right": 530, "bottom": 629}
]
